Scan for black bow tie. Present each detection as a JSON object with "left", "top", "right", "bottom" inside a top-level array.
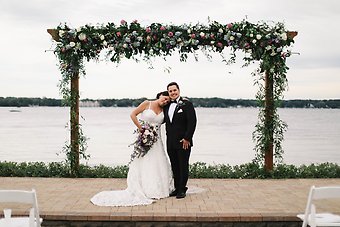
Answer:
[{"left": 170, "top": 100, "right": 177, "bottom": 104}]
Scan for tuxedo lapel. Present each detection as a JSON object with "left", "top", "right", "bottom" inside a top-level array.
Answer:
[{"left": 164, "top": 104, "right": 170, "bottom": 123}]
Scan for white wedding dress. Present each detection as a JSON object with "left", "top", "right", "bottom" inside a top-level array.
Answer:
[{"left": 91, "top": 107, "right": 173, "bottom": 206}]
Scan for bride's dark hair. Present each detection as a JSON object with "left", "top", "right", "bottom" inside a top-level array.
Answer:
[{"left": 156, "top": 91, "right": 169, "bottom": 99}]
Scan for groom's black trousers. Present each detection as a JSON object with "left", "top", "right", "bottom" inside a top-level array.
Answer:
[{"left": 167, "top": 147, "right": 191, "bottom": 193}]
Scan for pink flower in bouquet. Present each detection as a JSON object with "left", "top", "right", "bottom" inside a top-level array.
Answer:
[
  {"left": 120, "top": 19, "right": 127, "bottom": 25},
  {"left": 160, "top": 26, "right": 166, "bottom": 31}
]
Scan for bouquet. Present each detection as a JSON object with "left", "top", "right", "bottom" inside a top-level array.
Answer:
[{"left": 128, "top": 120, "right": 159, "bottom": 164}]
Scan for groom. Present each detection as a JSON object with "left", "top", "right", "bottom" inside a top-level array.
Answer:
[{"left": 164, "top": 82, "right": 197, "bottom": 199}]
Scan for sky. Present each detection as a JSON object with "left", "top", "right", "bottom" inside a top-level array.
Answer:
[{"left": 1, "top": 0, "right": 340, "bottom": 100}]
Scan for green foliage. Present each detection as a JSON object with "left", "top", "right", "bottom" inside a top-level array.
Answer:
[
  {"left": 0, "top": 162, "right": 128, "bottom": 178},
  {"left": 2, "top": 161, "right": 340, "bottom": 179}
]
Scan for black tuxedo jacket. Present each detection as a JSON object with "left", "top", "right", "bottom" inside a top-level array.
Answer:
[{"left": 163, "top": 97, "right": 197, "bottom": 149}]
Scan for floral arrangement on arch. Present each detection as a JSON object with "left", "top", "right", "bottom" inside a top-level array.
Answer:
[
  {"left": 52, "top": 19, "right": 296, "bottom": 69},
  {"left": 128, "top": 120, "right": 159, "bottom": 164}
]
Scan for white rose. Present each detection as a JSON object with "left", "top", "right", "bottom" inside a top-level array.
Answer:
[
  {"left": 256, "top": 34, "right": 262, "bottom": 40},
  {"left": 187, "top": 29, "right": 191, "bottom": 34},
  {"left": 78, "top": 33, "right": 86, "bottom": 41},
  {"left": 100, "top": 35, "right": 105, "bottom": 40},
  {"left": 250, "top": 33, "right": 254, "bottom": 38},
  {"left": 229, "top": 36, "right": 235, "bottom": 41},
  {"left": 210, "top": 41, "right": 215, "bottom": 44},
  {"left": 200, "top": 32, "right": 205, "bottom": 37},
  {"left": 123, "top": 43, "right": 128, "bottom": 48},
  {"left": 69, "top": 42, "right": 76, "bottom": 47},
  {"left": 76, "top": 27, "right": 82, "bottom": 32},
  {"left": 59, "top": 30, "right": 65, "bottom": 37},
  {"left": 218, "top": 28, "right": 223, "bottom": 33},
  {"left": 103, "top": 41, "right": 108, "bottom": 46},
  {"left": 265, "top": 46, "right": 272, "bottom": 51},
  {"left": 252, "top": 39, "right": 257, "bottom": 44},
  {"left": 276, "top": 47, "right": 282, "bottom": 52},
  {"left": 280, "top": 33, "right": 287, "bottom": 41}
]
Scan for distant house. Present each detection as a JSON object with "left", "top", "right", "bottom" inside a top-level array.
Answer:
[{"left": 79, "top": 100, "right": 100, "bottom": 107}]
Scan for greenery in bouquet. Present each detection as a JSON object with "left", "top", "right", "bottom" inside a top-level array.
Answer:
[{"left": 129, "top": 120, "right": 159, "bottom": 164}]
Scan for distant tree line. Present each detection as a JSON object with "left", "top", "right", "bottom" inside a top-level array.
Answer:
[{"left": 1, "top": 97, "right": 340, "bottom": 108}]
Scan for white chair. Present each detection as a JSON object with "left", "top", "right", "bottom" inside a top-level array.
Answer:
[
  {"left": 0, "top": 189, "right": 42, "bottom": 227},
  {"left": 297, "top": 185, "right": 340, "bottom": 227}
]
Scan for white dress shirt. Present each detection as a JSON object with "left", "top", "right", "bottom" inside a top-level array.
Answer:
[{"left": 168, "top": 97, "right": 180, "bottom": 123}]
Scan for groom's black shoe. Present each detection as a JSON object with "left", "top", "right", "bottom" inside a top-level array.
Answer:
[
  {"left": 176, "top": 191, "right": 186, "bottom": 199},
  {"left": 169, "top": 190, "right": 178, "bottom": 197}
]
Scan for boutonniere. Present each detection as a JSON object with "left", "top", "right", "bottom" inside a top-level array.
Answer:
[{"left": 178, "top": 100, "right": 186, "bottom": 107}]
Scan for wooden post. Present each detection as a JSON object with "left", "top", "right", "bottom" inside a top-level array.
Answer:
[
  {"left": 264, "top": 70, "right": 274, "bottom": 171},
  {"left": 47, "top": 29, "right": 80, "bottom": 176},
  {"left": 70, "top": 72, "right": 80, "bottom": 176}
]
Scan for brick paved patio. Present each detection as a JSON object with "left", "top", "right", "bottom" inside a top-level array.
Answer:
[{"left": 1, "top": 177, "right": 340, "bottom": 226}]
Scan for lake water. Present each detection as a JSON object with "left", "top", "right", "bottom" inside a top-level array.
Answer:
[{"left": 0, "top": 107, "right": 339, "bottom": 166}]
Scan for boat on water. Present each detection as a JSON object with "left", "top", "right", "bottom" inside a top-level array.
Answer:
[{"left": 9, "top": 109, "right": 21, "bottom": 112}]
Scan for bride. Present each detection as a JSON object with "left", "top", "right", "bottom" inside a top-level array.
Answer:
[{"left": 91, "top": 91, "right": 173, "bottom": 206}]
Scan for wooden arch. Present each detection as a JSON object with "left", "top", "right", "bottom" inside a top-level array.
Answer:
[{"left": 48, "top": 20, "right": 297, "bottom": 175}]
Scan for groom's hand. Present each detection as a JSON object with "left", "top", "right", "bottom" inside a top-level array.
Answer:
[{"left": 180, "top": 139, "right": 190, "bottom": 150}]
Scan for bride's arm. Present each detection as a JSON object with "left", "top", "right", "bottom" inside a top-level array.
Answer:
[{"left": 130, "top": 100, "right": 149, "bottom": 131}]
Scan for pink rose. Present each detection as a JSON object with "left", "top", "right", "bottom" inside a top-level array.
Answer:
[
  {"left": 132, "top": 19, "right": 138, "bottom": 23},
  {"left": 217, "top": 42, "right": 223, "bottom": 48},
  {"left": 160, "top": 26, "right": 166, "bottom": 31},
  {"left": 244, "top": 43, "right": 250, "bottom": 49},
  {"left": 146, "top": 36, "right": 151, "bottom": 42},
  {"left": 168, "top": 32, "right": 174, "bottom": 37},
  {"left": 191, "top": 34, "right": 196, "bottom": 39},
  {"left": 227, "top": 23, "right": 233, "bottom": 29},
  {"left": 116, "top": 32, "right": 121, "bottom": 37},
  {"left": 120, "top": 20, "right": 127, "bottom": 25},
  {"left": 146, "top": 27, "right": 151, "bottom": 33},
  {"left": 210, "top": 34, "right": 215, "bottom": 39}
]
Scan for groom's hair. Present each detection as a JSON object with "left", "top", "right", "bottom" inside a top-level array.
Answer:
[
  {"left": 156, "top": 91, "right": 169, "bottom": 99},
  {"left": 167, "top": 82, "right": 179, "bottom": 90}
]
